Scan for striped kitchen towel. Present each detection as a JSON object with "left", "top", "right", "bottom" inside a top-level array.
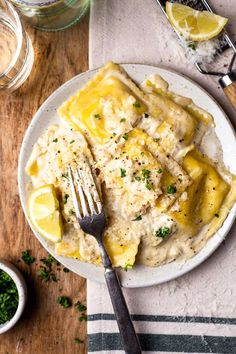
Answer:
[{"left": 88, "top": 0, "right": 236, "bottom": 353}]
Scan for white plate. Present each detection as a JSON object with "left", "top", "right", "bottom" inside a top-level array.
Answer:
[{"left": 18, "top": 64, "right": 236, "bottom": 288}]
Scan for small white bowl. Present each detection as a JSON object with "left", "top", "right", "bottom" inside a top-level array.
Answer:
[{"left": 0, "top": 260, "right": 27, "bottom": 334}]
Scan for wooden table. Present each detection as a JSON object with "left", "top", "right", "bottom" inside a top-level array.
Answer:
[{"left": 0, "top": 13, "right": 89, "bottom": 354}]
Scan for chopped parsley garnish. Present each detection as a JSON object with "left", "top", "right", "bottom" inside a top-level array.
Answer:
[
  {"left": 141, "top": 169, "right": 152, "bottom": 190},
  {"left": 37, "top": 254, "right": 59, "bottom": 282},
  {"left": 79, "top": 314, "right": 87, "bottom": 322},
  {"left": 69, "top": 209, "right": 75, "bottom": 215},
  {"left": 157, "top": 168, "right": 163, "bottom": 174},
  {"left": 167, "top": 184, "right": 177, "bottom": 194},
  {"left": 74, "top": 338, "right": 84, "bottom": 344},
  {"left": 21, "top": 250, "right": 35, "bottom": 265},
  {"left": 144, "top": 112, "right": 149, "bottom": 118},
  {"left": 52, "top": 138, "right": 58, "bottom": 143},
  {"left": 153, "top": 138, "right": 160, "bottom": 143},
  {"left": 37, "top": 268, "right": 57, "bottom": 282},
  {"left": 188, "top": 42, "right": 196, "bottom": 50},
  {"left": 62, "top": 172, "right": 69, "bottom": 181},
  {"left": 75, "top": 300, "right": 87, "bottom": 312},
  {"left": 133, "top": 102, "right": 141, "bottom": 108},
  {"left": 155, "top": 226, "right": 171, "bottom": 239},
  {"left": 62, "top": 194, "right": 69, "bottom": 204},
  {"left": 135, "top": 176, "right": 141, "bottom": 181},
  {"left": 120, "top": 118, "right": 126, "bottom": 123},
  {"left": 122, "top": 133, "right": 129, "bottom": 141},
  {"left": 40, "top": 254, "right": 59, "bottom": 267},
  {"left": 124, "top": 263, "right": 133, "bottom": 271},
  {"left": 0, "top": 270, "right": 19, "bottom": 324},
  {"left": 132, "top": 215, "right": 142, "bottom": 221},
  {"left": 215, "top": 213, "right": 219, "bottom": 218},
  {"left": 141, "top": 151, "right": 145, "bottom": 157},
  {"left": 120, "top": 168, "right": 126, "bottom": 178},
  {"left": 94, "top": 114, "right": 101, "bottom": 120},
  {"left": 70, "top": 140, "right": 75, "bottom": 144},
  {"left": 57, "top": 296, "right": 72, "bottom": 308},
  {"left": 141, "top": 169, "right": 151, "bottom": 179}
]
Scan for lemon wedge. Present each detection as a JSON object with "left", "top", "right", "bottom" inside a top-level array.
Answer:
[
  {"left": 166, "top": 2, "right": 228, "bottom": 41},
  {"left": 28, "top": 185, "right": 62, "bottom": 243}
]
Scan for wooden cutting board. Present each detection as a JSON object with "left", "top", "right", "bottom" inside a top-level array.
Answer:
[{"left": 0, "top": 13, "right": 89, "bottom": 354}]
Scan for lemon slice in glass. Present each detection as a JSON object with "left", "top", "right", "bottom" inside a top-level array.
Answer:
[
  {"left": 166, "top": 2, "right": 228, "bottom": 41},
  {"left": 28, "top": 185, "right": 62, "bottom": 243}
]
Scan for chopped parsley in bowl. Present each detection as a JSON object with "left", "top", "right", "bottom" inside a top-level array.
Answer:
[
  {"left": 0, "top": 260, "right": 27, "bottom": 334},
  {"left": 0, "top": 270, "right": 19, "bottom": 325}
]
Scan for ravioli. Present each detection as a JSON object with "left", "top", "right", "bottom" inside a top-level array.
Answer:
[
  {"left": 26, "top": 62, "right": 236, "bottom": 269},
  {"left": 140, "top": 75, "right": 214, "bottom": 160},
  {"left": 58, "top": 62, "right": 153, "bottom": 146}
]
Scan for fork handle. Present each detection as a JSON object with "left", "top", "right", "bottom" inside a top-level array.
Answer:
[
  {"left": 104, "top": 267, "right": 142, "bottom": 354},
  {"left": 219, "top": 70, "right": 236, "bottom": 110}
]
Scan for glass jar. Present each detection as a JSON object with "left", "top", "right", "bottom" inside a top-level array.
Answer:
[
  {"left": 10, "top": 0, "right": 90, "bottom": 31},
  {"left": 0, "top": 0, "right": 34, "bottom": 92}
]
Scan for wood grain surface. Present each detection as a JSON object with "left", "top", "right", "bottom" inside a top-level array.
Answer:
[{"left": 0, "top": 12, "right": 89, "bottom": 354}]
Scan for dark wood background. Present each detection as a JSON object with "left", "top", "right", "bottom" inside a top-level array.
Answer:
[{"left": 0, "top": 13, "right": 89, "bottom": 354}]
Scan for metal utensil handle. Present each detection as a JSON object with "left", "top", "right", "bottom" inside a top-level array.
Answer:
[
  {"left": 104, "top": 267, "right": 142, "bottom": 354},
  {"left": 219, "top": 70, "right": 236, "bottom": 110}
]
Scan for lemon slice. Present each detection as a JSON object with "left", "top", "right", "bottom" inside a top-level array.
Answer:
[
  {"left": 28, "top": 185, "right": 62, "bottom": 243},
  {"left": 166, "top": 2, "right": 228, "bottom": 41}
]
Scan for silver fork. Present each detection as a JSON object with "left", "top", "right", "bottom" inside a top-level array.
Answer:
[{"left": 68, "top": 164, "right": 142, "bottom": 354}]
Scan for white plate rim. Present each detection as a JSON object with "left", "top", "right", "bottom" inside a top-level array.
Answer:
[{"left": 18, "top": 63, "right": 236, "bottom": 288}]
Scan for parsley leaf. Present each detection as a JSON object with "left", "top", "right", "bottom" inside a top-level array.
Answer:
[
  {"left": 120, "top": 168, "right": 126, "bottom": 178},
  {"left": 122, "top": 133, "right": 129, "bottom": 141},
  {"left": 62, "top": 193, "right": 69, "bottom": 205},
  {"left": 57, "top": 296, "right": 72, "bottom": 308},
  {"left": 61, "top": 172, "right": 69, "bottom": 181},
  {"left": 141, "top": 169, "right": 150, "bottom": 179},
  {"left": 74, "top": 338, "right": 84, "bottom": 344},
  {"left": 157, "top": 168, "right": 163, "bottom": 174},
  {"left": 188, "top": 42, "right": 196, "bottom": 50},
  {"left": 37, "top": 254, "right": 59, "bottom": 282},
  {"left": 120, "top": 118, "right": 126, "bottom": 123},
  {"left": 70, "top": 140, "right": 75, "bottom": 144},
  {"left": 75, "top": 300, "right": 87, "bottom": 312},
  {"left": 94, "top": 114, "right": 101, "bottom": 120},
  {"left": 133, "top": 102, "right": 141, "bottom": 108},
  {"left": 79, "top": 314, "right": 87, "bottom": 322},
  {"left": 167, "top": 184, "right": 177, "bottom": 194},
  {"left": 145, "top": 180, "right": 151, "bottom": 190},
  {"left": 141, "top": 169, "right": 152, "bottom": 190},
  {"left": 52, "top": 138, "right": 58, "bottom": 143},
  {"left": 124, "top": 263, "right": 133, "bottom": 271},
  {"left": 153, "top": 138, "right": 160, "bottom": 143},
  {"left": 155, "top": 227, "right": 170, "bottom": 239},
  {"left": 21, "top": 250, "right": 36, "bottom": 265},
  {"left": 132, "top": 215, "right": 142, "bottom": 221}
]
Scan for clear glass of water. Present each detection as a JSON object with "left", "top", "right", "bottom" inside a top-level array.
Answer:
[
  {"left": 10, "top": 0, "right": 90, "bottom": 32},
  {"left": 0, "top": 0, "right": 34, "bottom": 92}
]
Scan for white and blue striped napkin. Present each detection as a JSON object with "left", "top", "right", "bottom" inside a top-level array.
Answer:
[{"left": 88, "top": 1, "right": 236, "bottom": 353}]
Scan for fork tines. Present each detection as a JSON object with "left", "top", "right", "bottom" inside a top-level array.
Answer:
[{"left": 68, "top": 163, "right": 102, "bottom": 219}]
